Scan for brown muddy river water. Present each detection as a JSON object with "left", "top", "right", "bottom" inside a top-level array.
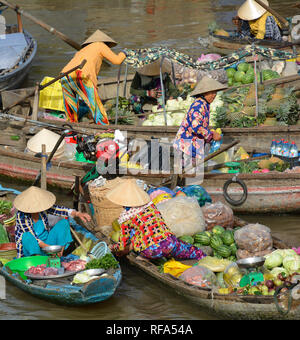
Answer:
[{"left": 1, "top": 0, "right": 300, "bottom": 320}]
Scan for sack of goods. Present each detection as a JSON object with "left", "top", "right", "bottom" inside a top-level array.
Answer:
[
  {"left": 156, "top": 196, "right": 205, "bottom": 237},
  {"left": 234, "top": 223, "right": 273, "bottom": 259},
  {"left": 202, "top": 201, "right": 234, "bottom": 230}
]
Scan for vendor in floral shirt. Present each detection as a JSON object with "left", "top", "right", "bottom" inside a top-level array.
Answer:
[
  {"left": 173, "top": 76, "right": 226, "bottom": 160},
  {"left": 106, "top": 179, "right": 206, "bottom": 261}
]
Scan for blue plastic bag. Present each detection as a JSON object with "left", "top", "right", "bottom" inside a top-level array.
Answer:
[{"left": 175, "top": 185, "right": 212, "bottom": 207}]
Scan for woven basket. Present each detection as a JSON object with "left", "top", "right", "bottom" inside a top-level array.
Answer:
[{"left": 89, "top": 178, "right": 124, "bottom": 228}]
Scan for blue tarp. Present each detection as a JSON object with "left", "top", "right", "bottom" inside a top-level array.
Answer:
[{"left": 0, "top": 32, "right": 28, "bottom": 70}]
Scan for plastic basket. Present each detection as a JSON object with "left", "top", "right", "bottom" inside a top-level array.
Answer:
[
  {"left": 88, "top": 178, "right": 124, "bottom": 228},
  {"left": 39, "top": 76, "right": 64, "bottom": 112},
  {"left": 5, "top": 255, "right": 49, "bottom": 280}
]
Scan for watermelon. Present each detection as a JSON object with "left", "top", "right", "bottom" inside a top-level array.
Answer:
[
  {"left": 226, "top": 68, "right": 236, "bottom": 78},
  {"left": 233, "top": 82, "right": 242, "bottom": 87},
  {"left": 193, "top": 243, "right": 204, "bottom": 248},
  {"left": 210, "top": 235, "right": 223, "bottom": 249},
  {"left": 221, "top": 230, "right": 235, "bottom": 246},
  {"left": 234, "top": 71, "right": 245, "bottom": 82},
  {"left": 242, "top": 73, "right": 254, "bottom": 84},
  {"left": 237, "top": 62, "right": 249, "bottom": 73},
  {"left": 247, "top": 66, "right": 254, "bottom": 75},
  {"left": 262, "top": 69, "right": 275, "bottom": 81},
  {"left": 228, "top": 77, "right": 234, "bottom": 87},
  {"left": 229, "top": 243, "right": 237, "bottom": 255},
  {"left": 213, "top": 250, "right": 223, "bottom": 259},
  {"left": 212, "top": 225, "right": 225, "bottom": 235},
  {"left": 194, "top": 232, "right": 210, "bottom": 246},
  {"left": 178, "top": 235, "right": 194, "bottom": 244},
  {"left": 216, "top": 245, "right": 231, "bottom": 258},
  {"left": 228, "top": 255, "right": 237, "bottom": 262},
  {"left": 204, "top": 231, "right": 212, "bottom": 237}
]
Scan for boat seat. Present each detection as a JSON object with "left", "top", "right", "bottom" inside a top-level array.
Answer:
[{"left": 0, "top": 32, "right": 28, "bottom": 70}]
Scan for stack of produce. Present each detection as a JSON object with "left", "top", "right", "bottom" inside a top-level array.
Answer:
[
  {"left": 226, "top": 62, "right": 280, "bottom": 87},
  {"left": 178, "top": 225, "right": 239, "bottom": 262},
  {"left": 210, "top": 81, "right": 299, "bottom": 128},
  {"left": 142, "top": 96, "right": 194, "bottom": 126}
]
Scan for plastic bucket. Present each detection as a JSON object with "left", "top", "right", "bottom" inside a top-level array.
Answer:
[{"left": 5, "top": 256, "right": 49, "bottom": 280}]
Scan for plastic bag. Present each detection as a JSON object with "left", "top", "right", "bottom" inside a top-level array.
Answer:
[
  {"left": 157, "top": 196, "right": 206, "bottom": 237},
  {"left": 234, "top": 223, "right": 273, "bottom": 253},
  {"left": 163, "top": 259, "right": 192, "bottom": 278},
  {"left": 202, "top": 201, "right": 234, "bottom": 230},
  {"left": 197, "top": 256, "right": 233, "bottom": 273},
  {"left": 223, "top": 263, "right": 244, "bottom": 287},
  {"left": 174, "top": 185, "right": 212, "bottom": 207},
  {"left": 179, "top": 265, "right": 217, "bottom": 288}
]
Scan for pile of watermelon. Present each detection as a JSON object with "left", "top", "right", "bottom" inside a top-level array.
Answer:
[
  {"left": 179, "top": 225, "right": 240, "bottom": 261},
  {"left": 226, "top": 62, "right": 280, "bottom": 87}
]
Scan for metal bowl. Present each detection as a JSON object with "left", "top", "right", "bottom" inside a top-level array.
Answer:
[
  {"left": 236, "top": 257, "right": 266, "bottom": 269},
  {"left": 43, "top": 245, "right": 63, "bottom": 254},
  {"left": 83, "top": 269, "right": 106, "bottom": 277}
]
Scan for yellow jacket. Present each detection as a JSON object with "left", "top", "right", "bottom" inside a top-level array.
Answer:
[{"left": 249, "top": 12, "right": 282, "bottom": 40}]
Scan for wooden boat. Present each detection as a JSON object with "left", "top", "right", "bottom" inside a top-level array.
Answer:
[
  {"left": 1, "top": 140, "right": 300, "bottom": 213},
  {"left": 0, "top": 188, "right": 122, "bottom": 306},
  {"left": 1, "top": 72, "right": 300, "bottom": 143},
  {"left": 89, "top": 217, "right": 300, "bottom": 320},
  {"left": 0, "top": 25, "right": 37, "bottom": 91},
  {"left": 0, "top": 225, "right": 122, "bottom": 305},
  {"left": 209, "top": 31, "right": 300, "bottom": 55}
]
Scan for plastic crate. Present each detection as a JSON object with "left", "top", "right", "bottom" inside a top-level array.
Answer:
[{"left": 39, "top": 76, "right": 64, "bottom": 112}]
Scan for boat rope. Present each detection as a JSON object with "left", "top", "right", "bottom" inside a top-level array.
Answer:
[{"left": 123, "top": 45, "right": 296, "bottom": 71}]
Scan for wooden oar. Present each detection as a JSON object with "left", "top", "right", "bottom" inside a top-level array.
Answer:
[
  {"left": 254, "top": 0, "right": 289, "bottom": 28},
  {"left": 0, "top": 0, "right": 82, "bottom": 50},
  {"left": 3, "top": 59, "right": 87, "bottom": 113}
]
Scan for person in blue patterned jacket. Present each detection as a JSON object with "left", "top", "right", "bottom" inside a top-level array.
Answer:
[{"left": 14, "top": 186, "right": 91, "bottom": 258}]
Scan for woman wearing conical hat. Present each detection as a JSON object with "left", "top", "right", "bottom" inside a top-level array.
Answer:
[
  {"left": 106, "top": 179, "right": 206, "bottom": 261},
  {"left": 129, "top": 59, "right": 179, "bottom": 115},
  {"left": 232, "top": 0, "right": 282, "bottom": 41},
  {"left": 173, "top": 76, "right": 226, "bottom": 162},
  {"left": 60, "top": 29, "right": 126, "bottom": 125},
  {"left": 14, "top": 186, "right": 91, "bottom": 258}
]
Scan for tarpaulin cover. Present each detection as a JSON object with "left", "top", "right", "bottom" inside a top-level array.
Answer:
[
  {"left": 0, "top": 32, "right": 28, "bottom": 70},
  {"left": 123, "top": 45, "right": 296, "bottom": 71}
]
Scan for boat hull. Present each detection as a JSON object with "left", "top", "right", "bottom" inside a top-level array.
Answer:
[
  {"left": 0, "top": 221, "right": 122, "bottom": 306},
  {"left": 0, "top": 28, "right": 37, "bottom": 92}
]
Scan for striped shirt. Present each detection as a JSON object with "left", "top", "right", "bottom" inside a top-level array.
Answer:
[{"left": 15, "top": 205, "right": 74, "bottom": 258}]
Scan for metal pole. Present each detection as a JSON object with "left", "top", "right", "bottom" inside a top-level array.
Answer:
[
  {"left": 123, "top": 63, "right": 128, "bottom": 98},
  {"left": 252, "top": 44, "right": 259, "bottom": 123},
  {"left": 159, "top": 57, "right": 167, "bottom": 126},
  {"left": 115, "top": 64, "right": 122, "bottom": 125}
]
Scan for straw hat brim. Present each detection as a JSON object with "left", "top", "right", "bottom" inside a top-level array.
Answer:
[
  {"left": 27, "top": 128, "right": 65, "bottom": 154},
  {"left": 137, "top": 59, "right": 172, "bottom": 76},
  {"left": 81, "top": 29, "right": 117, "bottom": 48},
  {"left": 14, "top": 186, "right": 56, "bottom": 213},
  {"left": 106, "top": 179, "right": 151, "bottom": 207},
  {"left": 237, "top": 0, "right": 269, "bottom": 21},
  {"left": 190, "top": 76, "right": 228, "bottom": 97}
]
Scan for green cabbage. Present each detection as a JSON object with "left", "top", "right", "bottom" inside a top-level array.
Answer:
[
  {"left": 264, "top": 252, "right": 283, "bottom": 269},
  {"left": 282, "top": 255, "right": 300, "bottom": 274}
]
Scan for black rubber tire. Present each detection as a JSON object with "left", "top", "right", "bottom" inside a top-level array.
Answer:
[{"left": 223, "top": 178, "right": 248, "bottom": 206}]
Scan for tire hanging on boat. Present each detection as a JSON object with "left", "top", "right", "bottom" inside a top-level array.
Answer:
[{"left": 223, "top": 176, "right": 248, "bottom": 206}]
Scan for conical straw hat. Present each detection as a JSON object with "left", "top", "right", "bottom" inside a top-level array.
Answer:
[
  {"left": 14, "top": 186, "right": 56, "bottom": 213},
  {"left": 27, "top": 128, "right": 65, "bottom": 154},
  {"left": 106, "top": 179, "right": 151, "bottom": 207},
  {"left": 137, "top": 58, "right": 172, "bottom": 76},
  {"left": 237, "top": 0, "right": 269, "bottom": 21},
  {"left": 189, "top": 76, "right": 227, "bottom": 97},
  {"left": 81, "top": 29, "right": 117, "bottom": 48}
]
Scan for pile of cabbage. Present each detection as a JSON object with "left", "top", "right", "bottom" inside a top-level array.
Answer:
[
  {"left": 142, "top": 96, "right": 194, "bottom": 126},
  {"left": 264, "top": 249, "right": 300, "bottom": 278}
]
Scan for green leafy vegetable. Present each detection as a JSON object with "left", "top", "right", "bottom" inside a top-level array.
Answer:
[{"left": 85, "top": 253, "right": 119, "bottom": 270}]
